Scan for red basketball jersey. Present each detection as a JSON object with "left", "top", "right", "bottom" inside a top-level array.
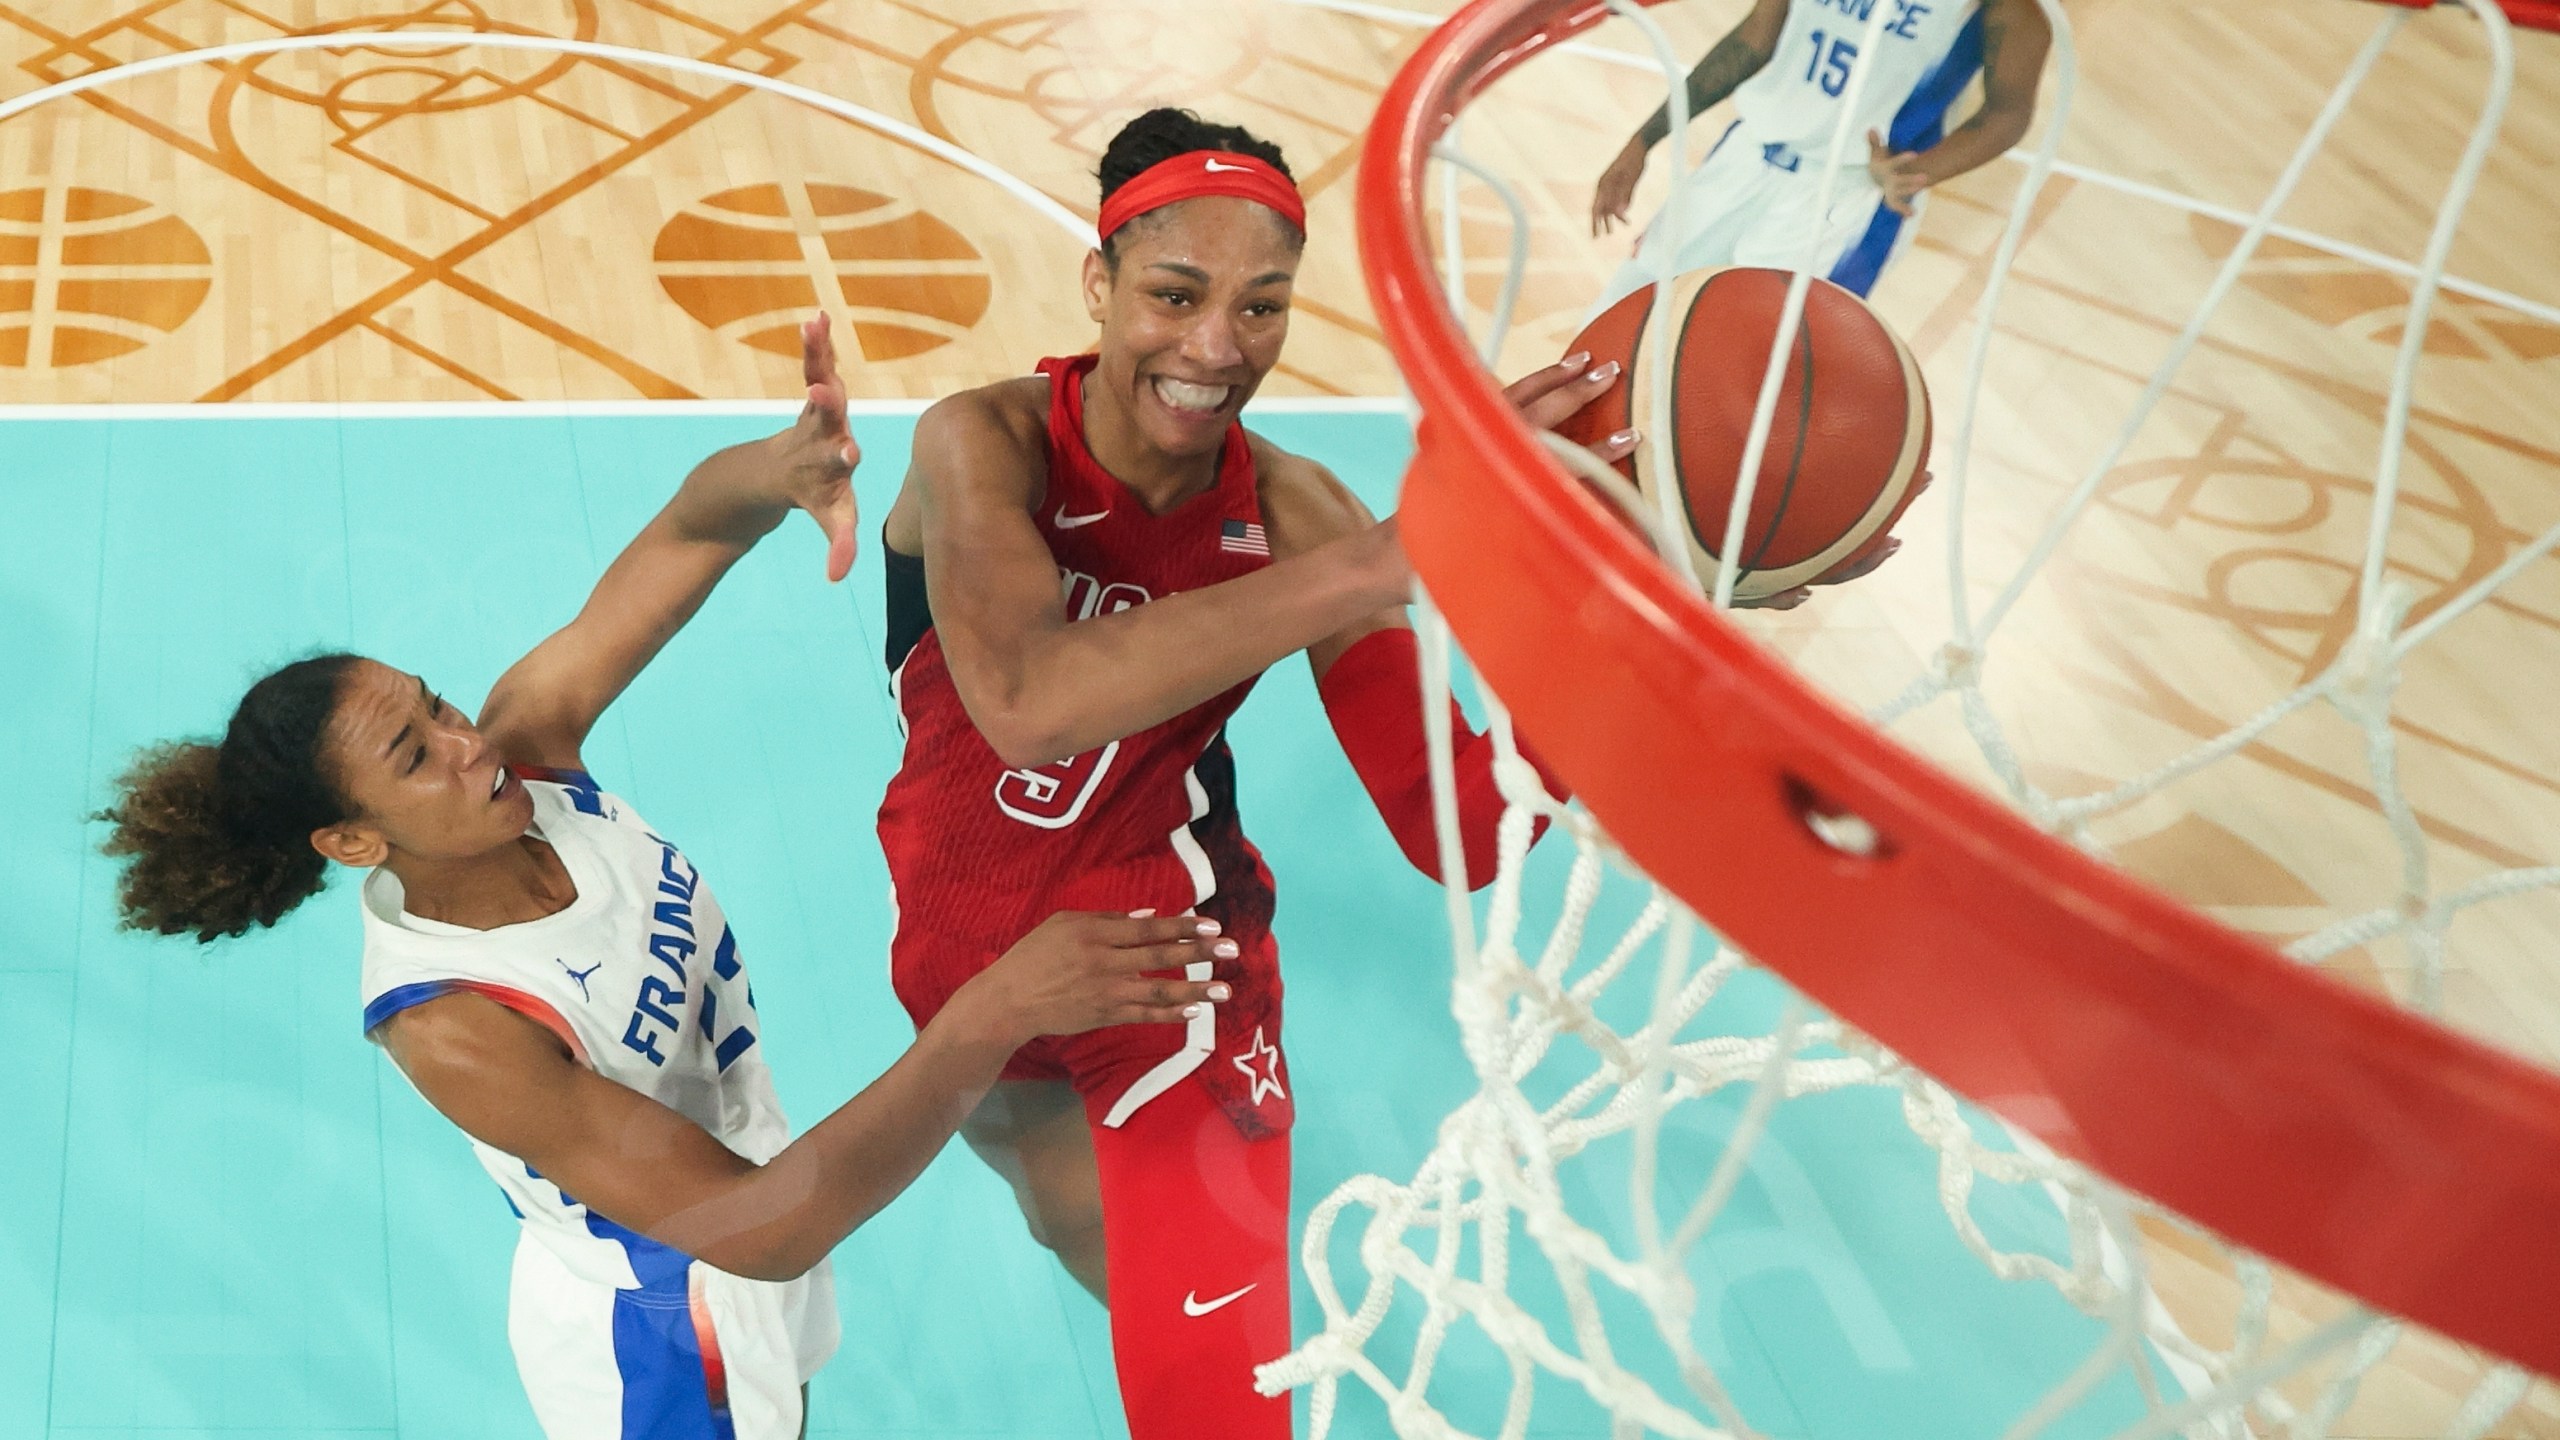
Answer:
[{"left": 877, "top": 355, "right": 1284, "bottom": 1077}]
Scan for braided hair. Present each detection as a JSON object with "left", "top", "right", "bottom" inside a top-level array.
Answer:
[
  {"left": 1096, "top": 107, "right": 1299, "bottom": 269},
  {"left": 97, "top": 653, "right": 363, "bottom": 942}
]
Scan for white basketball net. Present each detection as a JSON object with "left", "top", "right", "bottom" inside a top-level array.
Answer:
[{"left": 1256, "top": 1, "right": 2551, "bottom": 1435}]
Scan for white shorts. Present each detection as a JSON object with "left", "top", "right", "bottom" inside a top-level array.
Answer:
[
  {"left": 1598, "top": 119, "right": 1913, "bottom": 309},
  {"left": 507, "top": 1230, "right": 841, "bottom": 1440}
]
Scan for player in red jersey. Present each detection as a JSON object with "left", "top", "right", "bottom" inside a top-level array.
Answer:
[{"left": 874, "top": 109, "right": 1889, "bottom": 1435}]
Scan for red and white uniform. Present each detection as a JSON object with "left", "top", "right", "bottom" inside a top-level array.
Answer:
[
  {"left": 877, "top": 353, "right": 1295, "bottom": 1437},
  {"left": 879, "top": 353, "right": 1292, "bottom": 1140}
]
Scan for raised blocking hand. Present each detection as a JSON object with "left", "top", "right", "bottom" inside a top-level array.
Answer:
[{"left": 774, "top": 312, "right": 862, "bottom": 582}]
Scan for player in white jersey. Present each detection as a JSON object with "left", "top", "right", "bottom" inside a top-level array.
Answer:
[
  {"left": 95, "top": 316, "right": 1231, "bottom": 1440},
  {"left": 1590, "top": 0, "right": 2051, "bottom": 303}
]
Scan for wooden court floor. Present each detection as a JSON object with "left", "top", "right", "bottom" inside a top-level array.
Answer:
[{"left": 4, "top": 0, "right": 2557, "bottom": 1434}]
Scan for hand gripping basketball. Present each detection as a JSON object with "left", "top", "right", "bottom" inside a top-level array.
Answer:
[
  {"left": 1339, "top": 357, "right": 1639, "bottom": 603},
  {"left": 1551, "top": 267, "right": 1932, "bottom": 606},
  {"left": 1503, "top": 350, "right": 1640, "bottom": 466}
]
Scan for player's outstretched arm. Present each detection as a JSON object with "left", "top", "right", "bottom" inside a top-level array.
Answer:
[
  {"left": 475, "top": 315, "right": 862, "bottom": 770},
  {"left": 1281, "top": 354, "right": 1644, "bottom": 887},
  {"left": 1592, "top": 0, "right": 1789, "bottom": 236},
  {"left": 911, "top": 387, "right": 1414, "bottom": 770},
  {"left": 377, "top": 912, "right": 1230, "bottom": 1282},
  {"left": 1866, "top": 0, "right": 2054, "bottom": 216}
]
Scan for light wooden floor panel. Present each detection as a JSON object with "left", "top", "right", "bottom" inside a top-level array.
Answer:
[{"left": 4, "top": 0, "right": 2556, "bottom": 1435}]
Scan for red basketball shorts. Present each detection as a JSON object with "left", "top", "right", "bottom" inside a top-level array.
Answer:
[
  {"left": 892, "top": 929, "right": 1298, "bottom": 1438},
  {"left": 891, "top": 928, "right": 1293, "bottom": 1140}
]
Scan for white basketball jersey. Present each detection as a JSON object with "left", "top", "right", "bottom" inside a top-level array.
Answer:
[
  {"left": 358, "top": 770, "right": 790, "bottom": 1290},
  {"left": 1735, "top": 0, "right": 1983, "bottom": 154}
]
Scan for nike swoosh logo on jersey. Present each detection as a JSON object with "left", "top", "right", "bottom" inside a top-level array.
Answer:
[
  {"left": 1202, "top": 157, "right": 1250, "bottom": 173},
  {"left": 1182, "top": 1283, "right": 1256, "bottom": 1317},
  {"left": 1054, "top": 506, "right": 1111, "bottom": 529}
]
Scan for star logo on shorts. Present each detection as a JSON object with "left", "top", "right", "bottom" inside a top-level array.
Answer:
[{"left": 1230, "top": 1026, "right": 1287, "bottom": 1107}]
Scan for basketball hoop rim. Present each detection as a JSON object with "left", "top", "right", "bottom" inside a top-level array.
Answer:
[{"left": 1359, "top": 0, "right": 2560, "bottom": 1377}]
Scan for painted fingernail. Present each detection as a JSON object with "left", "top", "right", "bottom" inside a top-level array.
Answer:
[
  {"left": 1195, "top": 918, "right": 1222, "bottom": 937},
  {"left": 1609, "top": 428, "right": 1640, "bottom": 448},
  {"left": 1129, "top": 907, "right": 1157, "bottom": 918},
  {"left": 1213, "top": 939, "right": 1240, "bottom": 958},
  {"left": 1184, "top": 1003, "right": 1206, "bottom": 1018},
  {"left": 1563, "top": 350, "right": 1591, "bottom": 369},
  {"left": 1589, "top": 360, "right": 1621, "bottom": 383},
  {"left": 1209, "top": 983, "right": 1233, "bottom": 1001}
]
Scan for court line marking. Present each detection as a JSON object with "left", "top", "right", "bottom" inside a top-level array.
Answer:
[
  {"left": 3, "top": 15, "right": 2538, "bottom": 422},
  {"left": 0, "top": 29, "right": 1097, "bottom": 239},
  {"left": 0, "top": 32, "right": 1097, "bottom": 415},
  {"left": 0, "top": 31, "right": 1414, "bottom": 419},
  {"left": 1271, "top": 0, "right": 2560, "bottom": 332}
]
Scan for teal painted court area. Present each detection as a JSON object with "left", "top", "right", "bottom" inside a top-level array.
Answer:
[{"left": 3, "top": 410, "right": 2141, "bottom": 1439}]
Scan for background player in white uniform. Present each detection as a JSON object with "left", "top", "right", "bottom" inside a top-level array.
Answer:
[
  {"left": 94, "top": 316, "right": 1230, "bottom": 1440},
  {"left": 1590, "top": 0, "right": 2051, "bottom": 302}
]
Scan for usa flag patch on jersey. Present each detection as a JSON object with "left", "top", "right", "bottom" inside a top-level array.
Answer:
[{"left": 1220, "top": 519, "right": 1270, "bottom": 557}]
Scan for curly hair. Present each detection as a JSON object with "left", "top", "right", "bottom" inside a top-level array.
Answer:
[
  {"left": 1096, "top": 107, "right": 1299, "bottom": 268},
  {"left": 96, "top": 653, "right": 362, "bottom": 943}
]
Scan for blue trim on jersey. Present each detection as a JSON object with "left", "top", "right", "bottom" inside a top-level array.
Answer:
[
  {"left": 1691, "top": 117, "right": 1740, "bottom": 174},
  {"left": 361, "top": 980, "right": 457, "bottom": 1034},
  {"left": 584, "top": 1213, "right": 735, "bottom": 1439},
  {"left": 1887, "top": 9, "right": 1987, "bottom": 153},
  {"left": 1830, "top": 9, "right": 1988, "bottom": 297},
  {"left": 585, "top": 1211, "right": 693, "bottom": 1290},
  {"left": 1827, "top": 206, "right": 1906, "bottom": 297},
  {"left": 519, "top": 764, "right": 607, "bottom": 816}
]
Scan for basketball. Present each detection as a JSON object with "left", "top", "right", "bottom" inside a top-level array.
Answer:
[{"left": 1553, "top": 267, "right": 1932, "bottom": 600}]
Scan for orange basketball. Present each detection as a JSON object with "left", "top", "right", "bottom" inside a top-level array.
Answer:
[{"left": 1554, "top": 267, "right": 1931, "bottom": 600}]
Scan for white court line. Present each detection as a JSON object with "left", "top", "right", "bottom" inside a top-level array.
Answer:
[
  {"left": 0, "top": 397, "right": 1415, "bottom": 422},
  {"left": 0, "top": 31, "right": 1428, "bottom": 424},
  {"left": 0, "top": 30, "right": 1102, "bottom": 423},
  {"left": 0, "top": 31, "right": 1096, "bottom": 244},
  {"left": 8, "top": 13, "right": 2540, "bottom": 420}
]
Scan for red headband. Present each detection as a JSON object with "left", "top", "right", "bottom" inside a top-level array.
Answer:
[{"left": 1095, "top": 151, "right": 1306, "bottom": 245}]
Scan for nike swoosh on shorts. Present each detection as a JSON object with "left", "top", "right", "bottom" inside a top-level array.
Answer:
[{"left": 1182, "top": 1283, "right": 1256, "bottom": 1317}]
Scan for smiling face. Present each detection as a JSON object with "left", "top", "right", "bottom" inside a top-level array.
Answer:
[
  {"left": 1083, "top": 195, "right": 1302, "bottom": 463},
  {"left": 312, "top": 658, "right": 535, "bottom": 868}
]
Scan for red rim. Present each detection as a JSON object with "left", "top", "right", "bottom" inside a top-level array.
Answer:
[{"left": 1360, "top": 0, "right": 2560, "bottom": 1376}]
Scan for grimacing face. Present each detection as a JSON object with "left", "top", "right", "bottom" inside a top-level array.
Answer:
[
  {"left": 314, "top": 658, "right": 536, "bottom": 868},
  {"left": 1082, "top": 195, "right": 1302, "bottom": 461}
]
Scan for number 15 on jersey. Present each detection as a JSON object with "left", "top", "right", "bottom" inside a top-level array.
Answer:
[{"left": 1804, "top": 29, "right": 1859, "bottom": 97}]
